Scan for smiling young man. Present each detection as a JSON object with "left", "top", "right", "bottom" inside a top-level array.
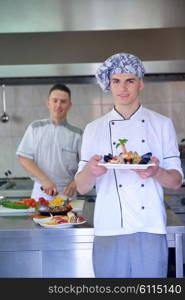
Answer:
[
  {"left": 75, "top": 53, "right": 183, "bottom": 278},
  {"left": 16, "top": 84, "right": 82, "bottom": 200}
]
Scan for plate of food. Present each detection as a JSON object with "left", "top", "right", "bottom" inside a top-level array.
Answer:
[
  {"left": 38, "top": 205, "right": 72, "bottom": 216},
  {"left": 39, "top": 220, "right": 86, "bottom": 228},
  {"left": 37, "top": 213, "right": 86, "bottom": 228},
  {"left": 37, "top": 195, "right": 74, "bottom": 216},
  {"left": 0, "top": 198, "right": 37, "bottom": 215},
  {"left": 98, "top": 162, "right": 156, "bottom": 169},
  {"left": 99, "top": 139, "right": 155, "bottom": 169}
]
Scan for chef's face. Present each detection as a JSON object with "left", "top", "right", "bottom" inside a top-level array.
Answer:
[
  {"left": 109, "top": 73, "right": 144, "bottom": 109},
  {"left": 46, "top": 89, "right": 72, "bottom": 123}
]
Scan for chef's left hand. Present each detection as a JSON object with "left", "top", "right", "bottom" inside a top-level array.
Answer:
[
  {"left": 133, "top": 156, "right": 160, "bottom": 179},
  {"left": 63, "top": 180, "right": 77, "bottom": 197}
]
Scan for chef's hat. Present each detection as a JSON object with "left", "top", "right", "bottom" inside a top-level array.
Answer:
[{"left": 95, "top": 53, "right": 145, "bottom": 92}]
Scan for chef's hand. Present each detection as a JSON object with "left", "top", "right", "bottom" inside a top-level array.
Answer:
[
  {"left": 133, "top": 156, "right": 160, "bottom": 179},
  {"left": 41, "top": 179, "right": 58, "bottom": 196},
  {"left": 87, "top": 155, "right": 107, "bottom": 177},
  {"left": 63, "top": 180, "right": 77, "bottom": 198}
]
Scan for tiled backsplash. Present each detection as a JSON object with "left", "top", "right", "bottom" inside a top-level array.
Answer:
[{"left": 0, "top": 80, "right": 185, "bottom": 177}]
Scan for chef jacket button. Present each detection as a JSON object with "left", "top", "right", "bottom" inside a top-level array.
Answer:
[
  {"left": 113, "top": 142, "right": 116, "bottom": 145},
  {"left": 141, "top": 139, "right": 145, "bottom": 143},
  {"left": 119, "top": 184, "right": 122, "bottom": 188},
  {"left": 141, "top": 119, "right": 145, "bottom": 122},
  {"left": 112, "top": 122, "right": 115, "bottom": 125},
  {"left": 141, "top": 206, "right": 145, "bottom": 209},
  {"left": 141, "top": 184, "right": 144, "bottom": 187}
]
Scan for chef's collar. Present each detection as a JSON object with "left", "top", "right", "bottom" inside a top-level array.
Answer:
[
  {"left": 50, "top": 119, "right": 68, "bottom": 126},
  {"left": 111, "top": 105, "right": 143, "bottom": 120}
]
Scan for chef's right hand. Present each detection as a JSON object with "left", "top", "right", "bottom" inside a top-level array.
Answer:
[
  {"left": 87, "top": 155, "right": 107, "bottom": 177},
  {"left": 41, "top": 180, "right": 58, "bottom": 196}
]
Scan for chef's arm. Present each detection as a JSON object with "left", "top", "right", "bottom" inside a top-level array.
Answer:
[
  {"left": 134, "top": 156, "right": 182, "bottom": 190},
  {"left": 75, "top": 155, "right": 107, "bottom": 194},
  {"left": 18, "top": 155, "right": 57, "bottom": 195},
  {"left": 150, "top": 156, "right": 182, "bottom": 189},
  {"left": 154, "top": 168, "right": 182, "bottom": 190}
]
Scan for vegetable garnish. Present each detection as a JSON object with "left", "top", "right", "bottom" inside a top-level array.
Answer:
[{"left": 116, "top": 139, "right": 128, "bottom": 154}]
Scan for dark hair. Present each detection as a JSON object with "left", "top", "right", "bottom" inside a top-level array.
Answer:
[{"left": 48, "top": 84, "right": 71, "bottom": 98}]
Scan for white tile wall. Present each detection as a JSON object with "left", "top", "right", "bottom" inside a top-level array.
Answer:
[{"left": 0, "top": 81, "right": 185, "bottom": 177}]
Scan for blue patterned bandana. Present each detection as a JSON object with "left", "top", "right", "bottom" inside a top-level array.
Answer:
[{"left": 95, "top": 53, "right": 145, "bottom": 92}]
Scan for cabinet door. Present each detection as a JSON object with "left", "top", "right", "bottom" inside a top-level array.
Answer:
[
  {"left": 0, "top": 251, "right": 42, "bottom": 277},
  {"left": 42, "top": 249, "right": 94, "bottom": 277}
]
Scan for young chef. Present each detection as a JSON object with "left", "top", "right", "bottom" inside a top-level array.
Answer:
[
  {"left": 16, "top": 83, "right": 82, "bottom": 200},
  {"left": 75, "top": 53, "right": 183, "bottom": 278}
]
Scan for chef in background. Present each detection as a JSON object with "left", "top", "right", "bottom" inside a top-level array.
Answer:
[
  {"left": 16, "top": 83, "right": 82, "bottom": 201},
  {"left": 75, "top": 53, "right": 183, "bottom": 278}
]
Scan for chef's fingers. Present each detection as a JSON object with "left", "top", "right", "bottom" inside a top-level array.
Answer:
[
  {"left": 51, "top": 188, "right": 58, "bottom": 196},
  {"left": 41, "top": 187, "right": 57, "bottom": 196},
  {"left": 150, "top": 156, "right": 160, "bottom": 166},
  {"left": 63, "top": 187, "right": 74, "bottom": 197}
]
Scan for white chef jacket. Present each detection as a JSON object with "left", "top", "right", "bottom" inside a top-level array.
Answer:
[
  {"left": 77, "top": 106, "right": 183, "bottom": 236},
  {"left": 16, "top": 119, "right": 82, "bottom": 199}
]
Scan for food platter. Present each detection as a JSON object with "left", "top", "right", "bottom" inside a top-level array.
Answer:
[
  {"left": 98, "top": 162, "right": 156, "bottom": 169},
  {"left": 33, "top": 216, "right": 86, "bottom": 228},
  {"left": 39, "top": 220, "right": 86, "bottom": 229}
]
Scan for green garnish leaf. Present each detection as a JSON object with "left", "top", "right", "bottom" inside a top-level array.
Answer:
[{"left": 119, "top": 139, "right": 128, "bottom": 144}]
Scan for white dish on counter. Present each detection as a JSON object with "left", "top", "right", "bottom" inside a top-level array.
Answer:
[
  {"left": 0, "top": 205, "right": 35, "bottom": 215},
  {"left": 98, "top": 163, "right": 156, "bottom": 169},
  {"left": 33, "top": 216, "right": 52, "bottom": 224},
  {"left": 39, "top": 220, "right": 86, "bottom": 229}
]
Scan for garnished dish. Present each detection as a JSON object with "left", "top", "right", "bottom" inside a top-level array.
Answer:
[
  {"left": 33, "top": 210, "right": 86, "bottom": 228},
  {"left": 37, "top": 195, "right": 73, "bottom": 216},
  {"left": 98, "top": 139, "right": 155, "bottom": 169}
]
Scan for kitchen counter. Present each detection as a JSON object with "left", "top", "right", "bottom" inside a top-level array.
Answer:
[{"left": 0, "top": 201, "right": 184, "bottom": 278}]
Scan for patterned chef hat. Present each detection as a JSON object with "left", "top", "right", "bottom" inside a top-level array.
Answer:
[{"left": 95, "top": 53, "right": 145, "bottom": 92}]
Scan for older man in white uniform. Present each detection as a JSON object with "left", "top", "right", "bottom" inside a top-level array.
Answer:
[
  {"left": 16, "top": 84, "right": 82, "bottom": 200},
  {"left": 75, "top": 53, "right": 183, "bottom": 278}
]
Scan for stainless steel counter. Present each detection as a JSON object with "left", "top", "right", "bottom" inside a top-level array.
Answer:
[{"left": 0, "top": 201, "right": 184, "bottom": 278}]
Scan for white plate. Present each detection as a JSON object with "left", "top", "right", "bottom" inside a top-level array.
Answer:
[
  {"left": 39, "top": 220, "right": 86, "bottom": 229},
  {"left": 0, "top": 206, "right": 35, "bottom": 215},
  {"left": 98, "top": 163, "right": 156, "bottom": 169},
  {"left": 33, "top": 216, "right": 52, "bottom": 224}
]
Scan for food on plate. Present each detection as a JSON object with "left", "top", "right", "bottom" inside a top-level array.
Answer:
[
  {"left": 49, "top": 197, "right": 65, "bottom": 207},
  {"left": 103, "top": 139, "right": 152, "bottom": 165},
  {"left": 43, "top": 211, "right": 85, "bottom": 225},
  {"left": 22, "top": 198, "right": 38, "bottom": 208},
  {"left": 38, "top": 203, "right": 72, "bottom": 215},
  {"left": 38, "top": 197, "right": 49, "bottom": 206},
  {"left": 2, "top": 200, "right": 29, "bottom": 209}
]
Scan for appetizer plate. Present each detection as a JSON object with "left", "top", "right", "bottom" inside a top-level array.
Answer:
[
  {"left": 39, "top": 220, "right": 86, "bottom": 229},
  {"left": 98, "top": 162, "right": 156, "bottom": 169}
]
